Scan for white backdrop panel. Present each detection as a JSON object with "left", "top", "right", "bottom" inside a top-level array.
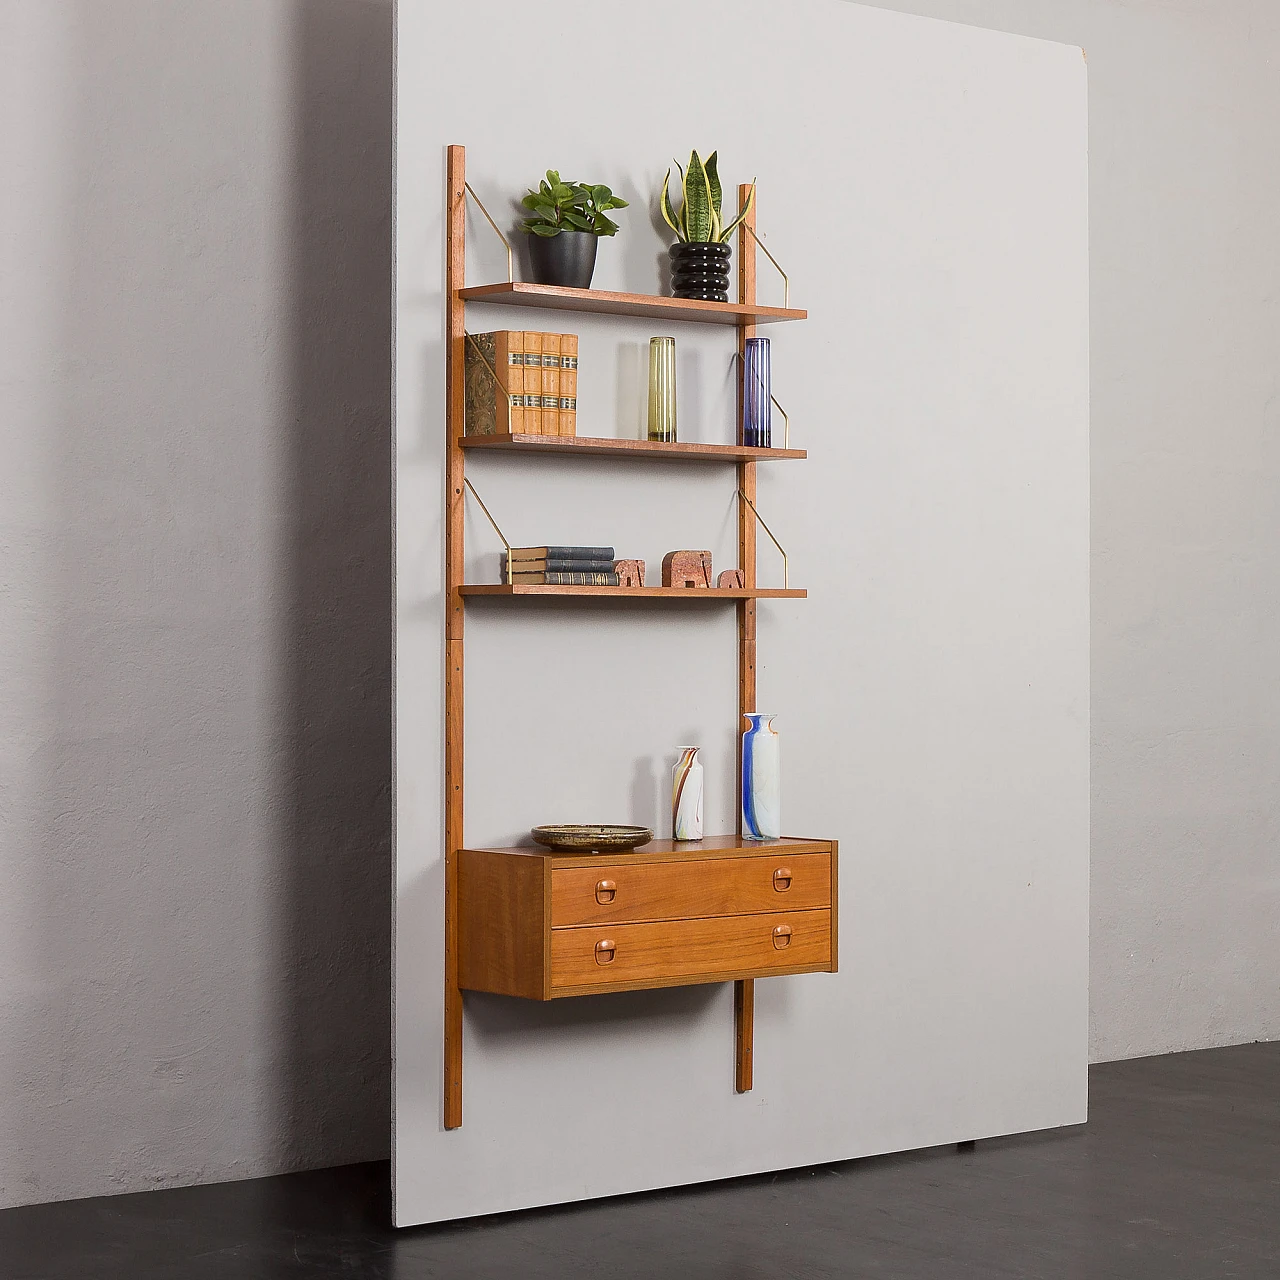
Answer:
[{"left": 395, "top": 0, "right": 1088, "bottom": 1226}]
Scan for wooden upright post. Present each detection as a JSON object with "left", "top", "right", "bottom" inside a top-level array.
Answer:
[
  {"left": 735, "top": 183, "right": 758, "bottom": 1094},
  {"left": 444, "top": 144, "right": 467, "bottom": 1129}
]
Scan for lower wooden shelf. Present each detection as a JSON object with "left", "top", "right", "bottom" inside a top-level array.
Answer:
[
  {"left": 460, "top": 585, "right": 806, "bottom": 600},
  {"left": 457, "top": 836, "right": 838, "bottom": 1001}
]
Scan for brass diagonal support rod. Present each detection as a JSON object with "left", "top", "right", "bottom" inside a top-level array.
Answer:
[
  {"left": 463, "top": 477, "right": 512, "bottom": 581},
  {"left": 744, "top": 223, "right": 789, "bottom": 310},
  {"left": 738, "top": 489, "right": 789, "bottom": 591},
  {"left": 463, "top": 182, "right": 513, "bottom": 284}
]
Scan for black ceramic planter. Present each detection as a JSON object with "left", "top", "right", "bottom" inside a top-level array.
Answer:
[
  {"left": 670, "top": 242, "right": 732, "bottom": 302},
  {"left": 527, "top": 231, "right": 598, "bottom": 289}
]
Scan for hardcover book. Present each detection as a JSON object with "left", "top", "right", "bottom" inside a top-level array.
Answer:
[
  {"left": 504, "top": 558, "right": 617, "bottom": 573},
  {"left": 508, "top": 546, "right": 616, "bottom": 561},
  {"left": 464, "top": 331, "right": 527, "bottom": 435},
  {"left": 559, "top": 333, "right": 578, "bottom": 437},
  {"left": 522, "top": 331, "right": 542, "bottom": 435},
  {"left": 541, "top": 333, "right": 562, "bottom": 436},
  {"left": 503, "top": 570, "right": 621, "bottom": 586}
]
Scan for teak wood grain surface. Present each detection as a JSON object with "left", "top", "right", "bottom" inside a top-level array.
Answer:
[
  {"left": 455, "top": 841, "right": 837, "bottom": 1002},
  {"left": 480, "top": 836, "right": 831, "bottom": 865},
  {"left": 457, "top": 280, "right": 807, "bottom": 325},
  {"left": 550, "top": 853, "right": 833, "bottom": 928},
  {"left": 736, "top": 182, "right": 760, "bottom": 1092},
  {"left": 459, "top": 584, "right": 806, "bottom": 600},
  {"left": 443, "top": 144, "right": 467, "bottom": 1129},
  {"left": 550, "top": 910, "right": 833, "bottom": 995},
  {"left": 456, "top": 849, "right": 548, "bottom": 1001},
  {"left": 459, "top": 434, "right": 806, "bottom": 462}
]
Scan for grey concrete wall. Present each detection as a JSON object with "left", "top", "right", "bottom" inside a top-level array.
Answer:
[
  {"left": 0, "top": 0, "right": 392, "bottom": 1209},
  {"left": 863, "top": 0, "right": 1280, "bottom": 1061}
]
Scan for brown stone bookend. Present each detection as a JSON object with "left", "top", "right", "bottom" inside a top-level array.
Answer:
[
  {"left": 717, "top": 569, "right": 745, "bottom": 590},
  {"left": 613, "top": 559, "right": 646, "bottom": 587},
  {"left": 662, "top": 550, "right": 714, "bottom": 588}
]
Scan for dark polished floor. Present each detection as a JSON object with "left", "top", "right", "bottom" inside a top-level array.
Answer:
[{"left": 3, "top": 1042, "right": 1277, "bottom": 1279}]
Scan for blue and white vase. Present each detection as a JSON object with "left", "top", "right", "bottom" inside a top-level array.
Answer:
[
  {"left": 741, "top": 714, "right": 781, "bottom": 839},
  {"left": 672, "top": 746, "right": 704, "bottom": 841}
]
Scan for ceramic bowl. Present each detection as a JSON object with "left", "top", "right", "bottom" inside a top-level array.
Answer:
[{"left": 530, "top": 824, "right": 654, "bottom": 852}]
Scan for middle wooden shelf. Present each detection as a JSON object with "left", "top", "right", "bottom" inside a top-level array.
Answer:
[{"left": 460, "top": 434, "right": 806, "bottom": 463}]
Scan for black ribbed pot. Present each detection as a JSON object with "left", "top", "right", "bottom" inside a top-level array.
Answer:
[
  {"left": 527, "top": 230, "right": 598, "bottom": 289},
  {"left": 669, "top": 241, "right": 732, "bottom": 302}
]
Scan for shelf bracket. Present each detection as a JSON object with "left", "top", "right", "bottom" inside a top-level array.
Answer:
[
  {"left": 738, "top": 489, "right": 790, "bottom": 591},
  {"left": 463, "top": 476, "right": 513, "bottom": 582},
  {"left": 463, "top": 182, "right": 514, "bottom": 284},
  {"left": 743, "top": 223, "right": 789, "bottom": 310}
]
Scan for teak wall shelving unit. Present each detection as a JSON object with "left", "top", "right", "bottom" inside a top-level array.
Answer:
[{"left": 443, "top": 144, "right": 837, "bottom": 1129}]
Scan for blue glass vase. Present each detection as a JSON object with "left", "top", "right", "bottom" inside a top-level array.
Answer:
[
  {"left": 742, "top": 336, "right": 771, "bottom": 448},
  {"left": 741, "top": 714, "right": 781, "bottom": 839}
]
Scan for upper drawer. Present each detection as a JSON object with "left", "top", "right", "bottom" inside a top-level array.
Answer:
[{"left": 551, "top": 851, "right": 831, "bottom": 927}]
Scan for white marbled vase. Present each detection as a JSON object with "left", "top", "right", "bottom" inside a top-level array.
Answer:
[
  {"left": 741, "top": 714, "right": 781, "bottom": 839},
  {"left": 671, "top": 746, "right": 704, "bottom": 841}
]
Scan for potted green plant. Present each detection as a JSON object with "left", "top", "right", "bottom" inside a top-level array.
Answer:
[
  {"left": 520, "top": 170, "right": 628, "bottom": 289},
  {"left": 660, "top": 151, "right": 755, "bottom": 302}
]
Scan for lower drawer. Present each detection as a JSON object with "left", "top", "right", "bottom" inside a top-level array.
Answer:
[{"left": 550, "top": 909, "right": 832, "bottom": 995}]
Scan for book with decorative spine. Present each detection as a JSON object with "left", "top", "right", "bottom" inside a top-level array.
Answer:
[
  {"left": 519, "top": 331, "right": 542, "bottom": 435},
  {"left": 507, "top": 546, "right": 615, "bottom": 561},
  {"left": 540, "top": 333, "right": 562, "bottom": 436},
  {"left": 505, "top": 558, "right": 616, "bottom": 573},
  {"left": 464, "top": 331, "right": 528, "bottom": 435},
  {"left": 559, "top": 334, "right": 578, "bottom": 436},
  {"left": 503, "top": 570, "right": 621, "bottom": 586}
]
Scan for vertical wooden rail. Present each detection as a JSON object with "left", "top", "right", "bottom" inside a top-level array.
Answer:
[
  {"left": 443, "top": 143, "right": 467, "bottom": 1129},
  {"left": 734, "top": 182, "right": 757, "bottom": 1094}
]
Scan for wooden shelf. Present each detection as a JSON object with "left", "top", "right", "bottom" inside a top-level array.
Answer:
[
  {"left": 459, "top": 434, "right": 805, "bottom": 462},
  {"left": 458, "top": 281, "right": 806, "bottom": 326},
  {"left": 460, "top": 585, "right": 806, "bottom": 600}
]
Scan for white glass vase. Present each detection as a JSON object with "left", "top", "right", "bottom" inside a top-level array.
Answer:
[
  {"left": 672, "top": 746, "right": 704, "bottom": 841},
  {"left": 741, "top": 714, "right": 781, "bottom": 839}
]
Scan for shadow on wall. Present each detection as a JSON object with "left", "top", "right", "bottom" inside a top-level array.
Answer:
[
  {"left": 2, "top": 0, "right": 390, "bottom": 1207},
  {"left": 276, "top": 0, "right": 392, "bottom": 1175}
]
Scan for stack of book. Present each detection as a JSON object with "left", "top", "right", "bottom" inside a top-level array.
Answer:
[
  {"left": 501, "top": 546, "right": 617, "bottom": 586},
  {"left": 464, "top": 331, "right": 578, "bottom": 437}
]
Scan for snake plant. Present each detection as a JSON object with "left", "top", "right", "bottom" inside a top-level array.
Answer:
[{"left": 660, "top": 150, "right": 756, "bottom": 244}]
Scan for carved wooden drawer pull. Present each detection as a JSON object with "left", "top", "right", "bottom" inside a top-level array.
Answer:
[
  {"left": 595, "top": 939, "right": 617, "bottom": 965},
  {"left": 595, "top": 879, "right": 617, "bottom": 905},
  {"left": 773, "top": 866, "right": 793, "bottom": 892},
  {"left": 772, "top": 924, "right": 793, "bottom": 949}
]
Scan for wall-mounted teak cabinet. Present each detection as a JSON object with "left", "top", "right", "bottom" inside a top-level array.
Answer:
[{"left": 458, "top": 836, "right": 837, "bottom": 1000}]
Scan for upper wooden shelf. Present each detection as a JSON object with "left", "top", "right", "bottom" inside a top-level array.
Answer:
[
  {"left": 459, "top": 434, "right": 805, "bottom": 463},
  {"left": 460, "top": 585, "right": 806, "bottom": 600},
  {"left": 458, "top": 282, "right": 807, "bottom": 326}
]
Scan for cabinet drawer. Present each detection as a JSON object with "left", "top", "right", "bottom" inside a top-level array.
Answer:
[
  {"left": 551, "top": 852, "right": 831, "bottom": 927},
  {"left": 550, "top": 909, "right": 832, "bottom": 994}
]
